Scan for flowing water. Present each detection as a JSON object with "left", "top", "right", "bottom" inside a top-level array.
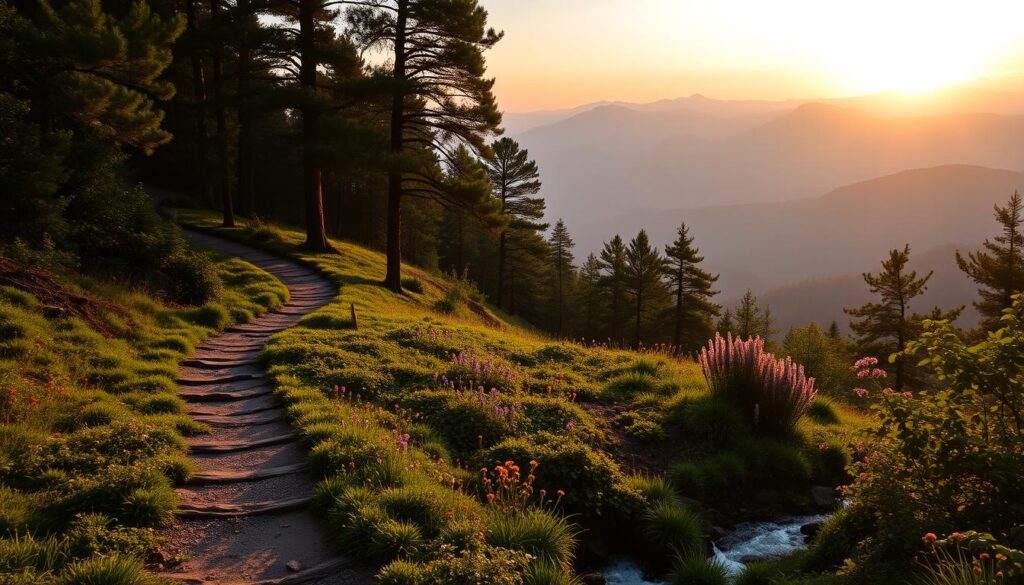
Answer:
[{"left": 602, "top": 514, "right": 830, "bottom": 583}]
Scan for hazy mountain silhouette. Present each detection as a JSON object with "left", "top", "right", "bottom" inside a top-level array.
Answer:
[{"left": 594, "top": 165, "right": 1021, "bottom": 309}]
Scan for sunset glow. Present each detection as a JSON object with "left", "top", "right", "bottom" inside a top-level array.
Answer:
[{"left": 485, "top": 0, "right": 1024, "bottom": 110}]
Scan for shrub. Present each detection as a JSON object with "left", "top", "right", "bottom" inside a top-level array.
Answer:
[
  {"left": 160, "top": 250, "right": 222, "bottom": 306},
  {"left": 478, "top": 433, "right": 643, "bottom": 520},
  {"left": 601, "top": 372, "right": 657, "bottom": 401},
  {"left": 402, "top": 277, "right": 425, "bottom": 294},
  {"left": 377, "top": 559, "right": 426, "bottom": 585},
  {"left": 420, "top": 543, "right": 530, "bottom": 585},
  {"left": 0, "top": 533, "right": 66, "bottom": 573},
  {"left": 241, "top": 216, "right": 283, "bottom": 242},
  {"left": 624, "top": 418, "right": 666, "bottom": 442},
  {"left": 734, "top": 563, "right": 774, "bottom": 585},
  {"left": 677, "top": 398, "right": 748, "bottom": 447},
  {"left": 523, "top": 560, "right": 581, "bottom": 585},
  {"left": 625, "top": 475, "right": 681, "bottom": 508},
  {"left": 642, "top": 501, "right": 704, "bottom": 561},
  {"left": 699, "top": 333, "right": 816, "bottom": 435},
  {"left": 184, "top": 303, "right": 230, "bottom": 329},
  {"left": 485, "top": 509, "right": 576, "bottom": 570},
  {"left": 371, "top": 519, "right": 424, "bottom": 560},
  {"left": 805, "top": 397, "right": 839, "bottom": 425},
  {"left": 670, "top": 551, "right": 729, "bottom": 585},
  {"left": 56, "top": 555, "right": 157, "bottom": 585}
]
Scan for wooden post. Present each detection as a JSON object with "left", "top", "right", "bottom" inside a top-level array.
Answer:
[{"left": 350, "top": 303, "right": 358, "bottom": 330}]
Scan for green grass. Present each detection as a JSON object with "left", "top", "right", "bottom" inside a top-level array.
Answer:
[
  {"left": 170, "top": 210, "right": 871, "bottom": 583},
  {"left": 0, "top": 247, "right": 284, "bottom": 580}
]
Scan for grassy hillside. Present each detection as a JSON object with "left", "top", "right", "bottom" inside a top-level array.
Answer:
[
  {"left": 0, "top": 249, "right": 287, "bottom": 583},
  {"left": 175, "top": 210, "right": 869, "bottom": 582}
]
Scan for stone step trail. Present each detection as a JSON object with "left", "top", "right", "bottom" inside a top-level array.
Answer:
[{"left": 158, "top": 230, "right": 372, "bottom": 585}]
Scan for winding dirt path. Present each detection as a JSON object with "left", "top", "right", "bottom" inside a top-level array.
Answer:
[{"left": 159, "top": 231, "right": 372, "bottom": 585}]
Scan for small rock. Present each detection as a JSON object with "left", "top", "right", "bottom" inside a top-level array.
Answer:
[
  {"left": 801, "top": 521, "right": 824, "bottom": 541},
  {"left": 286, "top": 560, "right": 302, "bottom": 572},
  {"left": 811, "top": 485, "right": 837, "bottom": 508}
]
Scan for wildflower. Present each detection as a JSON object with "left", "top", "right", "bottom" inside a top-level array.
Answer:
[
  {"left": 871, "top": 368, "right": 887, "bottom": 378},
  {"left": 556, "top": 489, "right": 565, "bottom": 497},
  {"left": 529, "top": 459, "right": 538, "bottom": 468},
  {"left": 980, "top": 553, "right": 990, "bottom": 560},
  {"left": 858, "top": 472, "right": 868, "bottom": 482},
  {"left": 923, "top": 532, "right": 938, "bottom": 543},
  {"left": 565, "top": 420, "right": 575, "bottom": 432},
  {"left": 486, "top": 493, "right": 496, "bottom": 502},
  {"left": 902, "top": 391, "right": 913, "bottom": 399},
  {"left": 818, "top": 443, "right": 827, "bottom": 450},
  {"left": 854, "top": 387, "right": 868, "bottom": 398}
]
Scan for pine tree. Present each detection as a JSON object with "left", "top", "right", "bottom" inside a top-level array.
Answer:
[
  {"left": 716, "top": 309, "right": 735, "bottom": 335},
  {"left": 598, "top": 235, "right": 629, "bottom": 344},
  {"left": 663, "top": 222, "right": 720, "bottom": 350},
  {"left": 845, "top": 245, "right": 961, "bottom": 391},
  {"left": 732, "top": 290, "right": 774, "bottom": 340},
  {"left": 11, "top": 0, "right": 184, "bottom": 150},
  {"left": 484, "top": 137, "right": 545, "bottom": 311},
  {"left": 347, "top": 0, "right": 503, "bottom": 292},
  {"left": 549, "top": 219, "right": 575, "bottom": 336},
  {"left": 576, "top": 253, "right": 604, "bottom": 339},
  {"left": 828, "top": 320, "right": 841, "bottom": 339},
  {"left": 624, "top": 229, "right": 665, "bottom": 348},
  {"left": 957, "top": 191, "right": 1024, "bottom": 330}
]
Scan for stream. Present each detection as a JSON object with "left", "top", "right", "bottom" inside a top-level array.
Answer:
[{"left": 602, "top": 514, "right": 830, "bottom": 583}]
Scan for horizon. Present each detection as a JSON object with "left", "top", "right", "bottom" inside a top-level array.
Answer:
[{"left": 485, "top": 0, "right": 1024, "bottom": 112}]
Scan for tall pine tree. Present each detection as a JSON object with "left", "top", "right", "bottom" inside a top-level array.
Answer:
[
  {"left": 347, "top": 0, "right": 503, "bottom": 291},
  {"left": 845, "top": 245, "right": 961, "bottom": 391},
  {"left": 484, "top": 137, "right": 545, "bottom": 311},
  {"left": 957, "top": 191, "right": 1024, "bottom": 330},
  {"left": 663, "top": 222, "right": 720, "bottom": 350},
  {"left": 624, "top": 229, "right": 665, "bottom": 347},
  {"left": 598, "top": 234, "right": 629, "bottom": 344},
  {"left": 549, "top": 219, "right": 574, "bottom": 336}
]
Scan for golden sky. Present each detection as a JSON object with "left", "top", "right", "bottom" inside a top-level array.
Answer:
[{"left": 483, "top": 0, "right": 1024, "bottom": 112}]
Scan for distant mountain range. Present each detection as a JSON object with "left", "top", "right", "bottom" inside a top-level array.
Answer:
[{"left": 506, "top": 86, "right": 1024, "bottom": 333}]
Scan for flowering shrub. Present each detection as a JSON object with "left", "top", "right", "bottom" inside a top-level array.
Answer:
[
  {"left": 841, "top": 296, "right": 1024, "bottom": 567},
  {"left": 698, "top": 333, "right": 817, "bottom": 435}
]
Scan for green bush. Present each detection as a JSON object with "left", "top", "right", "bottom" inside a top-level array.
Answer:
[
  {"left": 677, "top": 398, "right": 748, "bottom": 447},
  {"left": 241, "top": 216, "right": 283, "bottom": 242},
  {"left": 184, "top": 303, "right": 230, "bottom": 329},
  {"left": 485, "top": 509, "right": 576, "bottom": 570},
  {"left": 625, "top": 475, "right": 681, "bottom": 508},
  {"left": 477, "top": 433, "right": 643, "bottom": 520},
  {"left": 371, "top": 519, "right": 424, "bottom": 561},
  {"left": 624, "top": 418, "right": 666, "bottom": 442},
  {"left": 601, "top": 372, "right": 657, "bottom": 400},
  {"left": 642, "top": 501, "right": 705, "bottom": 563},
  {"left": 0, "top": 533, "right": 66, "bottom": 573},
  {"left": 805, "top": 398, "right": 840, "bottom": 425},
  {"left": 377, "top": 559, "right": 426, "bottom": 585},
  {"left": 670, "top": 551, "right": 729, "bottom": 585},
  {"left": 402, "top": 277, "right": 425, "bottom": 294},
  {"left": 56, "top": 555, "right": 157, "bottom": 585},
  {"left": 420, "top": 543, "right": 530, "bottom": 585},
  {"left": 160, "top": 250, "right": 222, "bottom": 306},
  {"left": 523, "top": 560, "right": 580, "bottom": 585}
]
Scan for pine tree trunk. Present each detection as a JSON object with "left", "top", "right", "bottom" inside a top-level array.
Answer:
[
  {"left": 497, "top": 231, "right": 506, "bottom": 309},
  {"left": 185, "top": 0, "right": 212, "bottom": 206},
  {"left": 209, "top": 0, "right": 233, "bottom": 227},
  {"left": 674, "top": 276, "right": 684, "bottom": 348},
  {"left": 298, "top": 0, "right": 334, "bottom": 253},
  {"left": 383, "top": 0, "right": 408, "bottom": 292},
  {"left": 635, "top": 290, "right": 643, "bottom": 348},
  {"left": 235, "top": 8, "right": 254, "bottom": 219}
]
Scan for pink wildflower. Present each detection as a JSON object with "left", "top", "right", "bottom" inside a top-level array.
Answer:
[{"left": 854, "top": 387, "right": 868, "bottom": 398}]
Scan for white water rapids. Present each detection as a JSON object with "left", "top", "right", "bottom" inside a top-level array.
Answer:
[{"left": 602, "top": 514, "right": 830, "bottom": 583}]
